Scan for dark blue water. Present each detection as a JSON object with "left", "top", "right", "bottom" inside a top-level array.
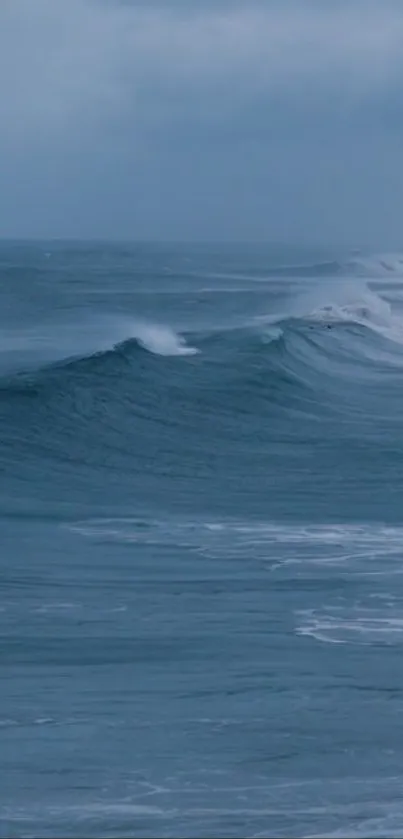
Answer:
[{"left": 2, "top": 242, "right": 403, "bottom": 838}]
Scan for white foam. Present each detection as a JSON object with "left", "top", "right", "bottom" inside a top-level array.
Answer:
[
  {"left": 259, "top": 325, "right": 284, "bottom": 344},
  {"left": 0, "top": 317, "right": 199, "bottom": 375},
  {"left": 296, "top": 607, "right": 403, "bottom": 646},
  {"left": 306, "top": 286, "right": 403, "bottom": 347},
  {"left": 67, "top": 518, "right": 403, "bottom": 576},
  {"left": 129, "top": 322, "right": 198, "bottom": 356},
  {"left": 258, "top": 278, "right": 403, "bottom": 349}
]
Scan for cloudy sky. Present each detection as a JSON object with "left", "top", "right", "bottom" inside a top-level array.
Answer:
[{"left": 1, "top": 0, "right": 403, "bottom": 244}]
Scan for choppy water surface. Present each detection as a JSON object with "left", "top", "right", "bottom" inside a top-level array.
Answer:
[{"left": 2, "top": 242, "right": 403, "bottom": 837}]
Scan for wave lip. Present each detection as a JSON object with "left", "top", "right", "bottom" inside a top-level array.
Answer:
[{"left": 128, "top": 322, "right": 198, "bottom": 356}]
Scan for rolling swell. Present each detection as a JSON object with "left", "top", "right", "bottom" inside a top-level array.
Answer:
[
  {"left": 0, "top": 267, "right": 403, "bottom": 520},
  {"left": 0, "top": 289, "right": 402, "bottom": 424}
]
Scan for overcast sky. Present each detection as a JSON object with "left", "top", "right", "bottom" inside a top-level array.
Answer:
[{"left": 1, "top": 0, "right": 403, "bottom": 245}]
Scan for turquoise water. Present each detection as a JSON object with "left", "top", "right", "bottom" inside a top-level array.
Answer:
[{"left": 2, "top": 242, "right": 403, "bottom": 837}]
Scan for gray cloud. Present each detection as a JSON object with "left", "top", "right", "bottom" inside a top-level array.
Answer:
[{"left": 1, "top": 0, "right": 403, "bottom": 243}]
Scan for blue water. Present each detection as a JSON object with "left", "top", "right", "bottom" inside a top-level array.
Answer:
[{"left": 2, "top": 242, "right": 403, "bottom": 838}]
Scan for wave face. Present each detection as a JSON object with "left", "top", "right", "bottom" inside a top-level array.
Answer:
[
  {"left": 1, "top": 242, "right": 403, "bottom": 521},
  {"left": 3, "top": 242, "right": 403, "bottom": 839}
]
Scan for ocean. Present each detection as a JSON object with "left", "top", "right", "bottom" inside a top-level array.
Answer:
[{"left": 2, "top": 241, "right": 403, "bottom": 838}]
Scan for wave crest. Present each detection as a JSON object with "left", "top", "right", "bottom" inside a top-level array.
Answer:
[
  {"left": 256, "top": 279, "right": 403, "bottom": 350},
  {"left": 128, "top": 323, "right": 198, "bottom": 356}
]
